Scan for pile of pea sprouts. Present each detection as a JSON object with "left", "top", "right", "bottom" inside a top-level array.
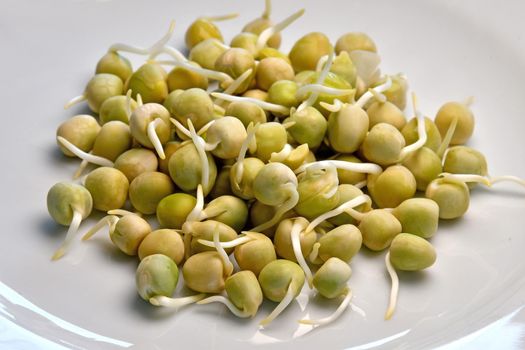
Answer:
[{"left": 46, "top": 0, "right": 525, "bottom": 329}]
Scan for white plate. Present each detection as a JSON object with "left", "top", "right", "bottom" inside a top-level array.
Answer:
[{"left": 1, "top": 0, "right": 525, "bottom": 349}]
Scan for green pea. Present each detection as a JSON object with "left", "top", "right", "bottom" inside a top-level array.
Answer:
[
  {"left": 362, "top": 123, "right": 405, "bottom": 167},
  {"left": 443, "top": 146, "right": 488, "bottom": 177},
  {"left": 328, "top": 185, "right": 371, "bottom": 226},
  {"left": 334, "top": 155, "right": 367, "bottom": 186},
  {"left": 256, "top": 58, "right": 295, "bottom": 91},
  {"left": 359, "top": 209, "right": 402, "bottom": 251},
  {"left": 183, "top": 220, "right": 238, "bottom": 255},
  {"left": 158, "top": 141, "right": 182, "bottom": 176},
  {"left": 204, "top": 195, "right": 248, "bottom": 232},
  {"left": 367, "top": 165, "right": 417, "bottom": 209},
  {"left": 56, "top": 115, "right": 101, "bottom": 157},
  {"left": 96, "top": 52, "right": 133, "bottom": 82},
  {"left": 289, "top": 32, "right": 332, "bottom": 73},
  {"left": 401, "top": 117, "right": 442, "bottom": 153},
  {"left": 189, "top": 38, "right": 228, "bottom": 70},
  {"left": 126, "top": 63, "right": 168, "bottom": 104},
  {"left": 425, "top": 177, "right": 470, "bottom": 219},
  {"left": 230, "top": 157, "right": 265, "bottom": 200},
  {"left": 183, "top": 251, "right": 230, "bottom": 293},
  {"left": 253, "top": 122, "right": 288, "bottom": 162},
  {"left": 136, "top": 254, "right": 179, "bottom": 301},
  {"left": 242, "top": 89, "right": 269, "bottom": 101},
  {"left": 47, "top": 182, "right": 92, "bottom": 226},
  {"left": 114, "top": 148, "right": 159, "bottom": 182},
  {"left": 274, "top": 218, "right": 316, "bottom": 261},
  {"left": 170, "top": 88, "right": 215, "bottom": 130},
  {"left": 225, "top": 101, "right": 267, "bottom": 128},
  {"left": 249, "top": 200, "right": 296, "bottom": 238},
  {"left": 242, "top": 15, "right": 281, "bottom": 49},
  {"left": 273, "top": 144, "right": 310, "bottom": 170},
  {"left": 329, "top": 51, "right": 357, "bottom": 86},
  {"left": 168, "top": 142, "right": 217, "bottom": 195},
  {"left": 91, "top": 121, "right": 132, "bottom": 161},
  {"left": 392, "top": 198, "right": 439, "bottom": 239},
  {"left": 328, "top": 104, "right": 369, "bottom": 153},
  {"left": 318, "top": 225, "right": 362, "bottom": 263},
  {"left": 156, "top": 193, "right": 196, "bottom": 229},
  {"left": 209, "top": 166, "right": 234, "bottom": 199},
  {"left": 185, "top": 18, "right": 224, "bottom": 50},
  {"left": 313, "top": 257, "right": 352, "bottom": 299},
  {"left": 225, "top": 271, "right": 264, "bottom": 317},
  {"left": 234, "top": 233, "right": 276, "bottom": 276},
  {"left": 267, "top": 80, "right": 299, "bottom": 109},
  {"left": 215, "top": 48, "right": 256, "bottom": 94},
  {"left": 84, "top": 167, "right": 129, "bottom": 211},
  {"left": 295, "top": 167, "right": 340, "bottom": 219},
  {"left": 99, "top": 95, "right": 138, "bottom": 125},
  {"left": 335, "top": 32, "right": 377, "bottom": 54},
  {"left": 138, "top": 229, "right": 185, "bottom": 265},
  {"left": 129, "top": 103, "right": 171, "bottom": 151},
  {"left": 110, "top": 214, "right": 151, "bottom": 256},
  {"left": 256, "top": 47, "right": 290, "bottom": 63},
  {"left": 167, "top": 62, "right": 208, "bottom": 91},
  {"left": 367, "top": 100, "right": 407, "bottom": 130},
  {"left": 85, "top": 73, "right": 124, "bottom": 113},
  {"left": 252, "top": 162, "right": 297, "bottom": 206},
  {"left": 402, "top": 147, "right": 443, "bottom": 191},
  {"left": 129, "top": 172, "right": 175, "bottom": 215},
  {"left": 206, "top": 117, "right": 247, "bottom": 159},
  {"left": 389, "top": 233, "right": 436, "bottom": 271},
  {"left": 434, "top": 101, "right": 474, "bottom": 145},
  {"left": 373, "top": 75, "right": 408, "bottom": 110},
  {"left": 287, "top": 106, "right": 327, "bottom": 149},
  {"left": 230, "top": 32, "right": 258, "bottom": 56},
  {"left": 258, "top": 259, "right": 305, "bottom": 302}
]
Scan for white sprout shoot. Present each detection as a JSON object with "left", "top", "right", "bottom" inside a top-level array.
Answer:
[
  {"left": 354, "top": 180, "right": 367, "bottom": 189},
  {"left": 147, "top": 118, "right": 167, "bottom": 159},
  {"left": 344, "top": 207, "right": 366, "bottom": 222},
  {"left": 124, "top": 89, "right": 133, "bottom": 122},
  {"left": 294, "top": 160, "right": 382, "bottom": 175},
  {"left": 188, "top": 119, "right": 211, "bottom": 191},
  {"left": 384, "top": 252, "right": 399, "bottom": 320},
  {"left": 81, "top": 215, "right": 119, "bottom": 241},
  {"left": 296, "top": 48, "right": 335, "bottom": 112},
  {"left": 57, "top": 136, "right": 114, "bottom": 168},
  {"left": 320, "top": 166, "right": 339, "bottom": 199},
  {"left": 74, "top": 160, "right": 89, "bottom": 180},
  {"left": 202, "top": 13, "right": 239, "bottom": 22},
  {"left": 315, "top": 55, "right": 329, "bottom": 73},
  {"left": 295, "top": 84, "right": 355, "bottom": 101},
  {"left": 398, "top": 93, "right": 427, "bottom": 160},
  {"left": 108, "top": 20, "right": 176, "bottom": 56},
  {"left": 369, "top": 87, "right": 387, "bottom": 104},
  {"left": 269, "top": 144, "right": 293, "bottom": 163},
  {"left": 256, "top": 8, "right": 305, "bottom": 52},
  {"left": 436, "top": 116, "right": 458, "bottom": 159},
  {"left": 211, "top": 92, "right": 290, "bottom": 115},
  {"left": 290, "top": 221, "right": 314, "bottom": 288},
  {"left": 64, "top": 95, "right": 87, "bottom": 109},
  {"left": 212, "top": 223, "right": 234, "bottom": 276},
  {"left": 214, "top": 68, "right": 254, "bottom": 107},
  {"left": 107, "top": 209, "right": 141, "bottom": 217},
  {"left": 319, "top": 99, "right": 345, "bottom": 113},
  {"left": 439, "top": 173, "right": 525, "bottom": 188},
  {"left": 305, "top": 194, "right": 372, "bottom": 233},
  {"left": 197, "top": 295, "right": 253, "bottom": 318},
  {"left": 136, "top": 93, "right": 143, "bottom": 107},
  {"left": 233, "top": 123, "right": 259, "bottom": 185},
  {"left": 51, "top": 208, "right": 84, "bottom": 261},
  {"left": 259, "top": 282, "right": 296, "bottom": 327},
  {"left": 250, "top": 182, "right": 300, "bottom": 232},
  {"left": 186, "top": 185, "right": 205, "bottom": 223},
  {"left": 153, "top": 57, "right": 232, "bottom": 84},
  {"left": 299, "top": 287, "right": 353, "bottom": 327},
  {"left": 309, "top": 242, "right": 322, "bottom": 264},
  {"left": 149, "top": 294, "right": 206, "bottom": 309},
  {"left": 262, "top": 0, "right": 272, "bottom": 19},
  {"left": 197, "top": 234, "right": 255, "bottom": 249},
  {"left": 354, "top": 76, "right": 392, "bottom": 109}
]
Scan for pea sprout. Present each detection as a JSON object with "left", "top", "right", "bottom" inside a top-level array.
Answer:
[
  {"left": 299, "top": 288, "right": 353, "bottom": 327},
  {"left": 439, "top": 173, "right": 525, "bottom": 188},
  {"left": 57, "top": 136, "right": 114, "bottom": 169},
  {"left": 108, "top": 20, "right": 176, "bottom": 57},
  {"left": 211, "top": 92, "right": 290, "bottom": 115},
  {"left": 294, "top": 160, "right": 382, "bottom": 176},
  {"left": 255, "top": 9, "right": 306, "bottom": 52},
  {"left": 296, "top": 48, "right": 335, "bottom": 112},
  {"left": 384, "top": 252, "right": 398, "bottom": 320},
  {"left": 149, "top": 294, "right": 207, "bottom": 309},
  {"left": 290, "top": 219, "right": 314, "bottom": 287}
]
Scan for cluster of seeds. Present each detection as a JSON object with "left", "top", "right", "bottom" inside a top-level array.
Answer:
[{"left": 46, "top": 0, "right": 525, "bottom": 328}]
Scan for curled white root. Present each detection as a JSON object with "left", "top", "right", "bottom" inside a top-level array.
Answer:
[
  {"left": 290, "top": 221, "right": 314, "bottom": 288},
  {"left": 439, "top": 173, "right": 525, "bottom": 188},
  {"left": 147, "top": 118, "right": 167, "bottom": 159},
  {"left": 81, "top": 215, "right": 119, "bottom": 241},
  {"left": 306, "top": 194, "right": 372, "bottom": 233},
  {"left": 296, "top": 84, "right": 354, "bottom": 100},
  {"left": 384, "top": 252, "right": 399, "bottom": 320},
  {"left": 57, "top": 136, "right": 114, "bottom": 168},
  {"left": 294, "top": 160, "right": 382, "bottom": 175},
  {"left": 319, "top": 99, "right": 345, "bottom": 113},
  {"left": 213, "top": 223, "right": 234, "bottom": 276},
  {"left": 399, "top": 93, "right": 427, "bottom": 160},
  {"left": 297, "top": 48, "right": 335, "bottom": 112},
  {"left": 234, "top": 122, "right": 259, "bottom": 185},
  {"left": 64, "top": 95, "right": 87, "bottom": 110},
  {"left": 197, "top": 234, "right": 254, "bottom": 249},
  {"left": 52, "top": 209, "right": 83, "bottom": 261},
  {"left": 186, "top": 185, "right": 205, "bottom": 223},
  {"left": 354, "top": 76, "right": 392, "bottom": 109},
  {"left": 269, "top": 144, "right": 293, "bottom": 163},
  {"left": 149, "top": 294, "right": 206, "bottom": 309},
  {"left": 107, "top": 209, "right": 141, "bottom": 217},
  {"left": 437, "top": 116, "right": 458, "bottom": 159},
  {"left": 216, "top": 68, "right": 253, "bottom": 105},
  {"left": 259, "top": 282, "right": 296, "bottom": 327},
  {"left": 211, "top": 92, "right": 290, "bottom": 115},
  {"left": 250, "top": 182, "right": 299, "bottom": 232},
  {"left": 197, "top": 295, "right": 252, "bottom": 318},
  {"left": 256, "top": 8, "right": 305, "bottom": 52},
  {"left": 299, "top": 288, "right": 353, "bottom": 327},
  {"left": 309, "top": 242, "right": 321, "bottom": 264}
]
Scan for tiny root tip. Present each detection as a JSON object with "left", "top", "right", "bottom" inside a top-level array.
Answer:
[{"left": 51, "top": 249, "right": 65, "bottom": 261}]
